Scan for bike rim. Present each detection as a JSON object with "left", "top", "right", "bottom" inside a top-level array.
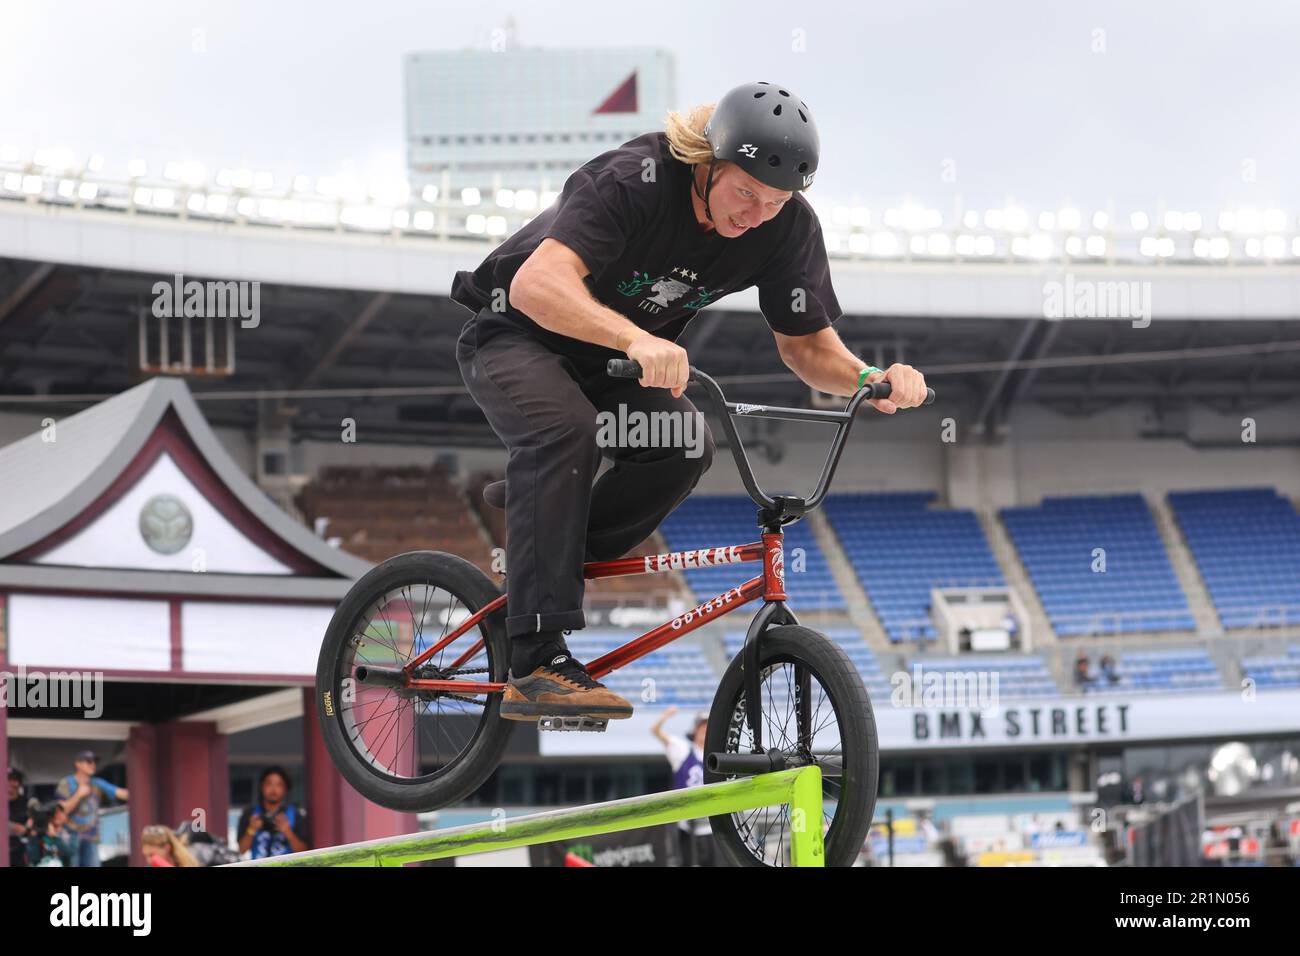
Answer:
[
  {"left": 721, "top": 658, "right": 848, "bottom": 866},
  {"left": 333, "top": 578, "right": 496, "bottom": 786}
]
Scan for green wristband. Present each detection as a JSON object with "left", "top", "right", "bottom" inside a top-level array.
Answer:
[{"left": 858, "top": 366, "right": 884, "bottom": 388}]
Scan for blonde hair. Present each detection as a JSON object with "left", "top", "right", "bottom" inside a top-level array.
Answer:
[
  {"left": 140, "top": 825, "right": 200, "bottom": 867},
  {"left": 664, "top": 103, "right": 729, "bottom": 170}
]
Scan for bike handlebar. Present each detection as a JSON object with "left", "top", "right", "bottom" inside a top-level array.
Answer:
[
  {"left": 606, "top": 359, "right": 936, "bottom": 407},
  {"left": 605, "top": 358, "right": 936, "bottom": 523}
]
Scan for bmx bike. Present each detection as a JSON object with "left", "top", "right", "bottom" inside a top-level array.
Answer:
[{"left": 315, "top": 360, "right": 934, "bottom": 866}]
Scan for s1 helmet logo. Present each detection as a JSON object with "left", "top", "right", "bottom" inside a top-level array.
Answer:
[{"left": 737, "top": 144, "right": 759, "bottom": 158}]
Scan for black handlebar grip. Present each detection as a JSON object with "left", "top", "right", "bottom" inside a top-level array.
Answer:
[
  {"left": 607, "top": 359, "right": 643, "bottom": 379},
  {"left": 863, "top": 382, "right": 937, "bottom": 405}
]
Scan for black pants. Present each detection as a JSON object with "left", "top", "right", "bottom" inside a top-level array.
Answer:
[{"left": 456, "top": 310, "right": 715, "bottom": 639}]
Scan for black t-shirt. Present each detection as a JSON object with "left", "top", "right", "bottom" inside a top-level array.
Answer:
[{"left": 450, "top": 132, "right": 841, "bottom": 358}]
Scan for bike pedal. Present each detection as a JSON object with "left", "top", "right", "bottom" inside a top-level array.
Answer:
[{"left": 537, "top": 716, "right": 609, "bottom": 733}]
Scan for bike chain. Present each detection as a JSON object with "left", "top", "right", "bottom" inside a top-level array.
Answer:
[{"left": 415, "top": 666, "right": 491, "bottom": 708}]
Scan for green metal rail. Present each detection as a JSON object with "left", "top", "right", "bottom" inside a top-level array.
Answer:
[{"left": 228, "top": 766, "right": 824, "bottom": 867}]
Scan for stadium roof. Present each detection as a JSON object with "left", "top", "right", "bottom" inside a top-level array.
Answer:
[
  {"left": 5, "top": 198, "right": 1300, "bottom": 319},
  {"left": 2, "top": 249, "right": 1300, "bottom": 446}
]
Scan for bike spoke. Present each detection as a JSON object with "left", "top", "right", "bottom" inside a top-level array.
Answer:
[
  {"left": 334, "top": 579, "right": 496, "bottom": 785},
  {"left": 725, "top": 658, "right": 847, "bottom": 866}
]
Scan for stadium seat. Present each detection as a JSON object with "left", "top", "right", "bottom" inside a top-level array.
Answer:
[
  {"left": 1167, "top": 487, "right": 1300, "bottom": 632},
  {"left": 1000, "top": 493, "right": 1194, "bottom": 638},
  {"left": 825, "top": 491, "right": 1004, "bottom": 643},
  {"left": 659, "top": 494, "right": 847, "bottom": 611}
]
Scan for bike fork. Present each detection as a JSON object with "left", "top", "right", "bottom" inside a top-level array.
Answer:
[{"left": 741, "top": 599, "right": 798, "bottom": 754}]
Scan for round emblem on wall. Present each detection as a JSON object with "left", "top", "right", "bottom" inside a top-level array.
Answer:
[{"left": 139, "top": 493, "right": 194, "bottom": 555}]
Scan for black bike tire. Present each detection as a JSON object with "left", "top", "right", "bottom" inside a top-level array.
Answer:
[
  {"left": 314, "top": 550, "right": 513, "bottom": 813},
  {"left": 704, "top": 625, "right": 879, "bottom": 867}
]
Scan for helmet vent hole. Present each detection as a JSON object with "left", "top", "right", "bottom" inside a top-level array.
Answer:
[
  {"left": 798, "top": 109, "right": 807, "bottom": 123},
  {"left": 772, "top": 103, "right": 782, "bottom": 116},
  {"left": 797, "top": 161, "right": 809, "bottom": 173},
  {"left": 767, "top": 155, "right": 781, "bottom": 169},
  {"left": 778, "top": 89, "right": 789, "bottom": 96},
  {"left": 753, "top": 91, "right": 766, "bottom": 98}
]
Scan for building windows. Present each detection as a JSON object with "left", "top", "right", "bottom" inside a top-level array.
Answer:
[{"left": 880, "top": 752, "right": 1069, "bottom": 796}]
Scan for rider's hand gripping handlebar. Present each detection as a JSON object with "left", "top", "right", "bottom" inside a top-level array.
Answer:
[{"left": 606, "top": 359, "right": 935, "bottom": 407}]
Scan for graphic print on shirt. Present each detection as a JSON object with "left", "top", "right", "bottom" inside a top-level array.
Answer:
[{"left": 616, "top": 266, "right": 723, "bottom": 315}]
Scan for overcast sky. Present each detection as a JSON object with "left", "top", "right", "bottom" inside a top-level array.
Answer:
[{"left": 3, "top": 0, "right": 1299, "bottom": 217}]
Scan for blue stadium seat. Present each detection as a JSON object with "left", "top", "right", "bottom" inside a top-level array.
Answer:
[
  {"left": 1000, "top": 493, "right": 1193, "bottom": 638},
  {"left": 1081, "top": 648, "right": 1223, "bottom": 694},
  {"left": 566, "top": 630, "right": 717, "bottom": 707},
  {"left": 1167, "top": 487, "right": 1300, "bottom": 631},
  {"left": 1240, "top": 643, "right": 1300, "bottom": 690},
  {"left": 659, "top": 494, "right": 846, "bottom": 611},
  {"left": 723, "top": 626, "right": 894, "bottom": 702},
  {"left": 901, "top": 653, "right": 1060, "bottom": 700},
  {"left": 825, "top": 491, "right": 1004, "bottom": 643}
]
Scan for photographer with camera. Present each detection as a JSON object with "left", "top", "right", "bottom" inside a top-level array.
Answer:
[
  {"left": 26, "top": 801, "right": 74, "bottom": 868},
  {"left": 236, "top": 766, "right": 310, "bottom": 860}
]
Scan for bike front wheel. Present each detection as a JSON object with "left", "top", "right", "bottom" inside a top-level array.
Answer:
[{"left": 704, "top": 625, "right": 879, "bottom": 867}]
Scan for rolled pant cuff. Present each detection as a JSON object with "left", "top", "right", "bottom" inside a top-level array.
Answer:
[{"left": 506, "top": 609, "right": 587, "bottom": 639}]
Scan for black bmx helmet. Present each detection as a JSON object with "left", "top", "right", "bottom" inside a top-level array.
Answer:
[{"left": 695, "top": 81, "right": 820, "bottom": 221}]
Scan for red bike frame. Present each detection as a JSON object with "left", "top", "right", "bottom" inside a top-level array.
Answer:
[
  {"left": 399, "top": 531, "right": 788, "bottom": 695},
  {"left": 354, "top": 363, "right": 930, "bottom": 756}
]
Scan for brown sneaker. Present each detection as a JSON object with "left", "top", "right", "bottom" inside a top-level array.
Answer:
[{"left": 500, "top": 653, "right": 633, "bottom": 721}]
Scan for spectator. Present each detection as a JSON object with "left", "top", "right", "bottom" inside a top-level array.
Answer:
[
  {"left": 1099, "top": 654, "right": 1120, "bottom": 684},
  {"left": 1073, "top": 652, "right": 1093, "bottom": 687},
  {"left": 26, "top": 801, "right": 74, "bottom": 868},
  {"left": 1265, "top": 821, "right": 1291, "bottom": 867},
  {"left": 1002, "top": 611, "right": 1019, "bottom": 638},
  {"left": 55, "top": 750, "right": 129, "bottom": 868},
  {"left": 8, "top": 767, "right": 31, "bottom": 868},
  {"left": 237, "top": 766, "right": 310, "bottom": 859},
  {"left": 650, "top": 706, "right": 712, "bottom": 867},
  {"left": 139, "top": 825, "right": 199, "bottom": 868}
]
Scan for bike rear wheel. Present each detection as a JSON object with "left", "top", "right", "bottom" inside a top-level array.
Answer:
[
  {"left": 704, "top": 625, "right": 878, "bottom": 866},
  {"left": 315, "top": 550, "right": 512, "bottom": 812}
]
